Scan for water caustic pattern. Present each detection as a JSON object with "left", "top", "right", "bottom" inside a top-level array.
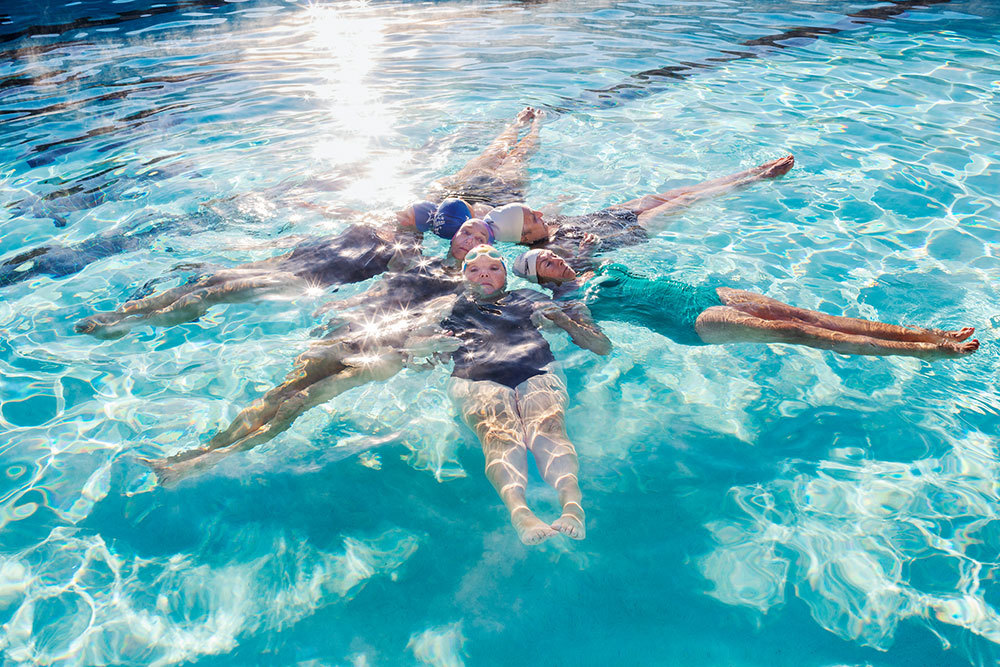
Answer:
[{"left": 0, "top": 0, "right": 999, "bottom": 664}]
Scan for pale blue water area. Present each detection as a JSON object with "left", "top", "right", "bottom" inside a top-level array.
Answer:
[{"left": 1, "top": 0, "right": 999, "bottom": 664}]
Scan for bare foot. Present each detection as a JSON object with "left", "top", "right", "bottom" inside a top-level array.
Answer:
[
  {"left": 940, "top": 327, "right": 975, "bottom": 342},
  {"left": 140, "top": 445, "right": 219, "bottom": 487},
  {"left": 74, "top": 313, "right": 129, "bottom": 339},
  {"left": 551, "top": 502, "right": 586, "bottom": 540},
  {"left": 757, "top": 155, "right": 794, "bottom": 179},
  {"left": 938, "top": 339, "right": 980, "bottom": 358},
  {"left": 511, "top": 507, "right": 557, "bottom": 545},
  {"left": 516, "top": 107, "right": 537, "bottom": 124},
  {"left": 139, "top": 456, "right": 186, "bottom": 487},
  {"left": 529, "top": 109, "right": 545, "bottom": 131}
]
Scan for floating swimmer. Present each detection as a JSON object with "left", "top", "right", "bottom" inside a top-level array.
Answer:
[
  {"left": 72, "top": 108, "right": 545, "bottom": 338},
  {"left": 442, "top": 155, "right": 795, "bottom": 263},
  {"left": 149, "top": 245, "right": 610, "bottom": 547},
  {"left": 146, "top": 256, "right": 468, "bottom": 484},
  {"left": 443, "top": 245, "right": 609, "bottom": 544},
  {"left": 512, "top": 249, "right": 980, "bottom": 359}
]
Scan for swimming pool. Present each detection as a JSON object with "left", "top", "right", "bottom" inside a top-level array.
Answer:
[{"left": 1, "top": 0, "right": 999, "bottom": 664}]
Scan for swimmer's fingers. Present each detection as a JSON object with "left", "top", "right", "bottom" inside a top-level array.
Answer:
[
  {"left": 403, "top": 333, "right": 460, "bottom": 359},
  {"left": 531, "top": 304, "right": 567, "bottom": 329},
  {"left": 313, "top": 301, "right": 338, "bottom": 317},
  {"left": 543, "top": 309, "right": 571, "bottom": 324}
]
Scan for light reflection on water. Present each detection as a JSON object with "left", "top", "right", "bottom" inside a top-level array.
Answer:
[{"left": 0, "top": 0, "right": 999, "bottom": 665}]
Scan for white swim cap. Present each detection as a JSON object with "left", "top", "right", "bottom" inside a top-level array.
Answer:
[
  {"left": 484, "top": 203, "right": 529, "bottom": 243},
  {"left": 512, "top": 249, "right": 543, "bottom": 283}
]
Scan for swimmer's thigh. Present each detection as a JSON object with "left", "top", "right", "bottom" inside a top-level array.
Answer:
[
  {"left": 448, "top": 377, "right": 522, "bottom": 441},
  {"left": 515, "top": 371, "right": 569, "bottom": 438}
]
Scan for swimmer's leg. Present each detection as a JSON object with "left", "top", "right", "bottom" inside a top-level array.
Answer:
[
  {"left": 76, "top": 271, "right": 301, "bottom": 338},
  {"left": 619, "top": 155, "right": 794, "bottom": 230},
  {"left": 450, "top": 377, "right": 556, "bottom": 545},
  {"left": 474, "top": 106, "right": 537, "bottom": 166},
  {"left": 433, "top": 108, "right": 538, "bottom": 193},
  {"left": 517, "top": 373, "right": 585, "bottom": 540},
  {"left": 149, "top": 348, "right": 404, "bottom": 485},
  {"left": 694, "top": 305, "right": 979, "bottom": 359},
  {"left": 716, "top": 288, "right": 976, "bottom": 344},
  {"left": 496, "top": 110, "right": 544, "bottom": 178}
]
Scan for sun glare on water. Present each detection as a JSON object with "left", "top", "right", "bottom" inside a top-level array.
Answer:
[{"left": 301, "top": 3, "right": 411, "bottom": 203}]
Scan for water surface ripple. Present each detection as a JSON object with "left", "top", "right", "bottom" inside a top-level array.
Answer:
[{"left": 0, "top": 0, "right": 999, "bottom": 665}]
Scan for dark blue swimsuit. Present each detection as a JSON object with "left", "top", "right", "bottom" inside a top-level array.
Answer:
[
  {"left": 443, "top": 290, "right": 555, "bottom": 390},
  {"left": 539, "top": 208, "right": 648, "bottom": 270},
  {"left": 278, "top": 224, "right": 415, "bottom": 286}
]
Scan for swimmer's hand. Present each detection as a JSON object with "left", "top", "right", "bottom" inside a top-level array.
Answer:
[
  {"left": 534, "top": 302, "right": 611, "bottom": 355},
  {"left": 578, "top": 232, "right": 599, "bottom": 256},
  {"left": 401, "top": 332, "right": 460, "bottom": 369},
  {"left": 313, "top": 301, "right": 338, "bottom": 317},
  {"left": 532, "top": 303, "right": 570, "bottom": 328}
]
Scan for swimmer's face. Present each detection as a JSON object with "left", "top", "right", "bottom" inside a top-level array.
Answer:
[
  {"left": 535, "top": 250, "right": 576, "bottom": 283},
  {"left": 463, "top": 254, "right": 506, "bottom": 294},
  {"left": 450, "top": 219, "right": 492, "bottom": 261},
  {"left": 519, "top": 208, "right": 548, "bottom": 243}
]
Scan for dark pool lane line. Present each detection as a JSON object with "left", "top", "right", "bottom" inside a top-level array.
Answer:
[
  {"left": 0, "top": 0, "right": 230, "bottom": 45},
  {"left": 550, "top": 0, "right": 955, "bottom": 114}
]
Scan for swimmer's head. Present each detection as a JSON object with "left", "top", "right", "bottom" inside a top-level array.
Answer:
[
  {"left": 513, "top": 249, "right": 576, "bottom": 284},
  {"left": 397, "top": 200, "right": 437, "bottom": 231},
  {"left": 461, "top": 244, "right": 507, "bottom": 294},
  {"left": 449, "top": 218, "right": 495, "bottom": 262},
  {"left": 430, "top": 198, "right": 473, "bottom": 239},
  {"left": 485, "top": 203, "right": 548, "bottom": 244},
  {"left": 482, "top": 203, "right": 524, "bottom": 242}
]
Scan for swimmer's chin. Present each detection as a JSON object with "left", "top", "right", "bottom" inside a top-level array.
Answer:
[{"left": 468, "top": 283, "right": 504, "bottom": 299}]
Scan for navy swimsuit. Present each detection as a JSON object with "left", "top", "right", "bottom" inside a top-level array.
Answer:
[{"left": 443, "top": 290, "right": 554, "bottom": 390}]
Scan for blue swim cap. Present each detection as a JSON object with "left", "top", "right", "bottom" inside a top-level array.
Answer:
[
  {"left": 410, "top": 200, "right": 437, "bottom": 232},
  {"left": 431, "top": 198, "right": 473, "bottom": 239}
]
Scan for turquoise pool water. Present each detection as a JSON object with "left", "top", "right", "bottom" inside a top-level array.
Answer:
[{"left": 1, "top": 0, "right": 999, "bottom": 664}]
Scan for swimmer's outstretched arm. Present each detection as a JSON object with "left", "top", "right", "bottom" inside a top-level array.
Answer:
[
  {"left": 531, "top": 297, "right": 611, "bottom": 355},
  {"left": 313, "top": 280, "right": 390, "bottom": 318},
  {"left": 620, "top": 155, "right": 794, "bottom": 231}
]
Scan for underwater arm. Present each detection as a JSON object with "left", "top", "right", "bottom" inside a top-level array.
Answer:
[{"left": 534, "top": 299, "right": 611, "bottom": 355}]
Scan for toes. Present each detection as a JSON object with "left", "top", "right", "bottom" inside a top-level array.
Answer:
[
  {"left": 953, "top": 327, "right": 975, "bottom": 341},
  {"left": 521, "top": 527, "right": 555, "bottom": 545},
  {"left": 552, "top": 517, "right": 586, "bottom": 540},
  {"left": 944, "top": 339, "right": 980, "bottom": 356},
  {"left": 763, "top": 155, "right": 794, "bottom": 177}
]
